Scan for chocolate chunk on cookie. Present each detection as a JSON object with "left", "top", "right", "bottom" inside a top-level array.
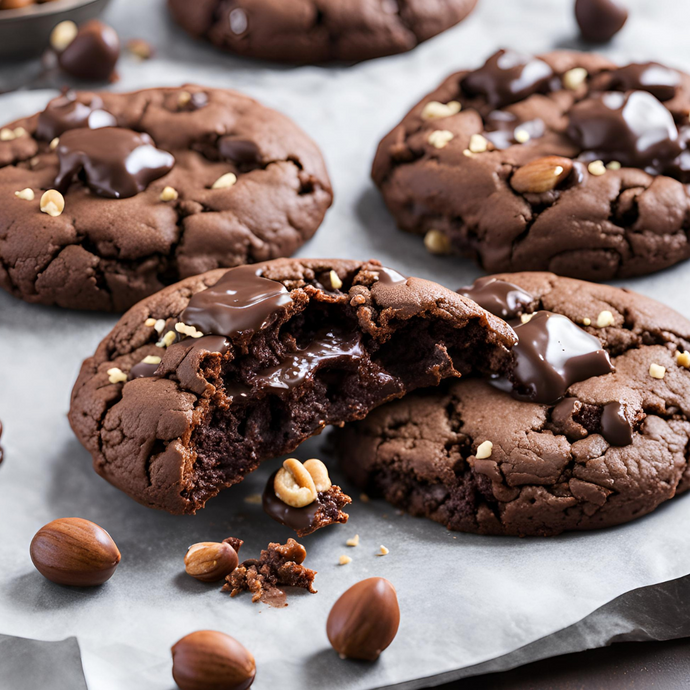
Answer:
[
  {"left": 0, "top": 87, "right": 332, "bottom": 311},
  {"left": 167, "top": 0, "right": 478, "bottom": 63},
  {"left": 373, "top": 50, "right": 690, "bottom": 281},
  {"left": 68, "top": 258, "right": 515, "bottom": 514},
  {"left": 333, "top": 272, "right": 690, "bottom": 536}
]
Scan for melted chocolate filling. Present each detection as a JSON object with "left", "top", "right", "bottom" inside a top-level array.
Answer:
[
  {"left": 457, "top": 277, "right": 534, "bottom": 320},
  {"left": 36, "top": 92, "right": 117, "bottom": 142}
]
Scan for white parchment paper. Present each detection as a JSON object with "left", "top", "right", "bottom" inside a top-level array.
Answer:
[{"left": 2, "top": 0, "right": 690, "bottom": 688}]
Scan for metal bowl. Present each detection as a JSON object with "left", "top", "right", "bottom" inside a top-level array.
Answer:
[{"left": 0, "top": 0, "right": 111, "bottom": 59}]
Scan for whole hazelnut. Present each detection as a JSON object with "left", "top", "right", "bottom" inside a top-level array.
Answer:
[
  {"left": 327, "top": 577, "right": 400, "bottom": 661},
  {"left": 30, "top": 518, "right": 121, "bottom": 586},
  {"left": 58, "top": 20, "right": 120, "bottom": 81},
  {"left": 184, "top": 540, "right": 239, "bottom": 583},
  {"left": 172, "top": 630, "right": 256, "bottom": 690}
]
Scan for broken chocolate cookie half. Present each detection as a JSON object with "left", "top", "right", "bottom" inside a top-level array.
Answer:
[{"left": 69, "top": 258, "right": 515, "bottom": 513}]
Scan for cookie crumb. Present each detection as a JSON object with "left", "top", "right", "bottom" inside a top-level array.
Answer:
[
  {"left": 107, "top": 367, "right": 127, "bottom": 384},
  {"left": 596, "top": 310, "right": 614, "bottom": 328},
  {"left": 677, "top": 351, "right": 690, "bottom": 368},
  {"left": 563, "top": 67, "right": 588, "bottom": 90},
  {"left": 468, "top": 134, "right": 489, "bottom": 153},
  {"left": 424, "top": 229, "right": 451, "bottom": 255},
  {"left": 377, "top": 545, "right": 389, "bottom": 556},
  {"left": 50, "top": 137, "right": 59, "bottom": 150},
  {"left": 583, "top": 317, "right": 592, "bottom": 326},
  {"left": 428, "top": 130, "right": 454, "bottom": 149},
  {"left": 154, "top": 319, "right": 166, "bottom": 334},
  {"left": 329, "top": 270, "right": 343, "bottom": 290},
  {"left": 14, "top": 188, "right": 34, "bottom": 201},
  {"left": 649, "top": 363, "right": 666, "bottom": 379},
  {"left": 160, "top": 186, "right": 178, "bottom": 201},
  {"left": 588, "top": 160, "right": 606, "bottom": 176},
  {"left": 476, "top": 440, "right": 493, "bottom": 459},
  {"left": 514, "top": 128, "right": 530, "bottom": 143},
  {"left": 339, "top": 555, "right": 352, "bottom": 565},
  {"left": 421, "top": 100, "right": 461, "bottom": 120},
  {"left": 346, "top": 534, "right": 360, "bottom": 547},
  {"left": 244, "top": 494, "right": 262, "bottom": 505},
  {"left": 127, "top": 38, "right": 154, "bottom": 60},
  {"left": 40, "top": 190, "right": 65, "bottom": 217},
  {"left": 212, "top": 172, "right": 238, "bottom": 189}
]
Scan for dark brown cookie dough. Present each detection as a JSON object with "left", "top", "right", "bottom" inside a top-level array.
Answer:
[
  {"left": 167, "top": 0, "right": 478, "bottom": 64},
  {"left": 373, "top": 50, "right": 690, "bottom": 281},
  {"left": 333, "top": 272, "right": 690, "bottom": 536},
  {"left": 68, "top": 258, "right": 515, "bottom": 514},
  {"left": 0, "top": 86, "right": 332, "bottom": 311}
]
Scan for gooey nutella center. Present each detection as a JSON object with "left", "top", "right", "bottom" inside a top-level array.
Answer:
[
  {"left": 55, "top": 127, "right": 175, "bottom": 199},
  {"left": 37, "top": 93, "right": 117, "bottom": 142}
]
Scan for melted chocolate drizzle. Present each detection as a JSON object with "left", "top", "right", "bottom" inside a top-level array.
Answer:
[
  {"left": 36, "top": 93, "right": 116, "bottom": 142},
  {"left": 458, "top": 277, "right": 534, "bottom": 320},
  {"left": 219, "top": 137, "right": 261, "bottom": 167},
  {"left": 493, "top": 311, "right": 614, "bottom": 404},
  {"left": 600, "top": 401, "right": 634, "bottom": 446},
  {"left": 462, "top": 50, "right": 555, "bottom": 109},
  {"left": 568, "top": 90, "right": 682, "bottom": 173},
  {"left": 128, "top": 360, "right": 160, "bottom": 380},
  {"left": 54, "top": 127, "right": 175, "bottom": 199},
  {"left": 180, "top": 265, "right": 292, "bottom": 339},
  {"left": 608, "top": 63, "right": 681, "bottom": 102}
]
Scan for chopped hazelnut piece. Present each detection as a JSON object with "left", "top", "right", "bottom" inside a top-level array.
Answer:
[
  {"left": 339, "top": 555, "right": 352, "bottom": 566},
  {"left": 421, "top": 100, "right": 461, "bottom": 120},
  {"left": 329, "top": 270, "right": 343, "bottom": 290},
  {"left": 563, "top": 67, "right": 588, "bottom": 90},
  {"left": 107, "top": 368, "right": 127, "bottom": 384},
  {"left": 13, "top": 127, "right": 26, "bottom": 139},
  {"left": 127, "top": 38, "right": 154, "bottom": 60},
  {"left": 469, "top": 134, "right": 489, "bottom": 153},
  {"left": 428, "top": 130, "right": 454, "bottom": 149},
  {"left": 476, "top": 440, "right": 493, "bottom": 459},
  {"left": 0, "top": 128, "right": 15, "bottom": 141},
  {"left": 514, "top": 128, "right": 530, "bottom": 143},
  {"left": 156, "top": 331, "right": 177, "bottom": 348},
  {"left": 175, "top": 322, "right": 204, "bottom": 338},
  {"left": 520, "top": 313, "right": 534, "bottom": 324},
  {"left": 424, "top": 229, "right": 451, "bottom": 255},
  {"left": 160, "top": 186, "right": 178, "bottom": 201},
  {"left": 346, "top": 534, "right": 360, "bottom": 547},
  {"left": 677, "top": 351, "right": 690, "bottom": 368},
  {"left": 142, "top": 355, "right": 162, "bottom": 365},
  {"left": 588, "top": 160, "right": 606, "bottom": 176},
  {"left": 211, "top": 172, "right": 238, "bottom": 189},
  {"left": 377, "top": 545, "right": 389, "bottom": 556},
  {"left": 40, "top": 190, "right": 65, "bottom": 217},
  {"left": 463, "top": 149, "right": 475, "bottom": 157},
  {"left": 596, "top": 310, "right": 614, "bottom": 328},
  {"left": 144, "top": 318, "right": 156, "bottom": 327},
  {"left": 583, "top": 317, "right": 592, "bottom": 326},
  {"left": 606, "top": 161, "right": 621, "bottom": 170},
  {"left": 649, "top": 363, "right": 666, "bottom": 379},
  {"left": 178, "top": 91, "right": 192, "bottom": 108},
  {"left": 154, "top": 319, "right": 166, "bottom": 334},
  {"left": 50, "top": 138, "right": 59, "bottom": 150},
  {"left": 14, "top": 188, "right": 34, "bottom": 201},
  {"left": 50, "top": 20, "right": 78, "bottom": 52}
]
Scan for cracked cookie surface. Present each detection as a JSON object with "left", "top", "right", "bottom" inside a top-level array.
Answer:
[
  {"left": 0, "top": 86, "right": 332, "bottom": 311},
  {"left": 168, "top": 0, "right": 478, "bottom": 63},
  {"left": 68, "top": 257, "right": 515, "bottom": 514},
  {"left": 333, "top": 272, "right": 690, "bottom": 536},
  {"left": 373, "top": 50, "right": 690, "bottom": 281}
]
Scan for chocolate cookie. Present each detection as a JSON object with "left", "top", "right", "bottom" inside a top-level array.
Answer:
[
  {"left": 168, "top": 0, "right": 478, "bottom": 63},
  {"left": 68, "top": 258, "right": 515, "bottom": 514},
  {"left": 373, "top": 50, "right": 690, "bottom": 281},
  {"left": 333, "top": 272, "right": 690, "bottom": 536},
  {"left": 0, "top": 87, "right": 332, "bottom": 311}
]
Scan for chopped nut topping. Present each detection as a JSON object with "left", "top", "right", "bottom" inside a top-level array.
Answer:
[
  {"left": 428, "top": 130, "right": 454, "bottom": 149},
  {"left": 583, "top": 317, "right": 592, "bottom": 326},
  {"left": 514, "top": 128, "right": 530, "bottom": 143},
  {"left": 520, "top": 313, "right": 534, "bottom": 324},
  {"left": 377, "top": 545, "right": 389, "bottom": 556},
  {"left": 160, "top": 186, "right": 178, "bottom": 201},
  {"left": 127, "top": 38, "right": 154, "bottom": 60},
  {"left": 606, "top": 161, "right": 622, "bottom": 170},
  {"left": 107, "top": 367, "right": 127, "bottom": 384},
  {"left": 463, "top": 149, "right": 475, "bottom": 157},
  {"left": 144, "top": 317, "right": 156, "bottom": 327},
  {"left": 49, "top": 138, "right": 59, "bottom": 150},
  {"left": 476, "top": 440, "right": 493, "bottom": 459},
  {"left": 175, "top": 322, "right": 204, "bottom": 338},
  {"left": 29, "top": 157, "right": 40, "bottom": 168},
  {"left": 50, "top": 20, "right": 78, "bottom": 52},
  {"left": 588, "top": 160, "right": 606, "bottom": 176},
  {"left": 156, "top": 331, "right": 177, "bottom": 348},
  {"left": 649, "top": 363, "right": 666, "bottom": 379},
  {"left": 596, "top": 310, "right": 614, "bottom": 328},
  {"left": 346, "top": 534, "right": 360, "bottom": 547},
  {"left": 154, "top": 319, "right": 166, "bottom": 334},
  {"left": 421, "top": 100, "right": 461, "bottom": 120},
  {"left": 211, "top": 172, "right": 238, "bottom": 189},
  {"left": 360, "top": 493, "right": 370, "bottom": 503},
  {"left": 329, "top": 269, "right": 343, "bottom": 290},
  {"left": 178, "top": 91, "right": 192, "bottom": 108},
  {"left": 244, "top": 494, "right": 262, "bottom": 505},
  {"left": 563, "top": 67, "right": 588, "bottom": 90},
  {"left": 339, "top": 555, "right": 352, "bottom": 565},
  {"left": 677, "top": 351, "right": 690, "bottom": 368},
  {"left": 469, "top": 133, "right": 489, "bottom": 153},
  {"left": 14, "top": 188, "right": 34, "bottom": 201},
  {"left": 13, "top": 127, "right": 26, "bottom": 139},
  {"left": 142, "top": 355, "right": 162, "bottom": 365},
  {"left": 40, "top": 190, "right": 65, "bottom": 217},
  {"left": 424, "top": 229, "right": 451, "bottom": 255},
  {"left": 275, "top": 458, "right": 318, "bottom": 508},
  {"left": 303, "top": 458, "right": 332, "bottom": 492},
  {"left": 0, "top": 128, "right": 15, "bottom": 141}
]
